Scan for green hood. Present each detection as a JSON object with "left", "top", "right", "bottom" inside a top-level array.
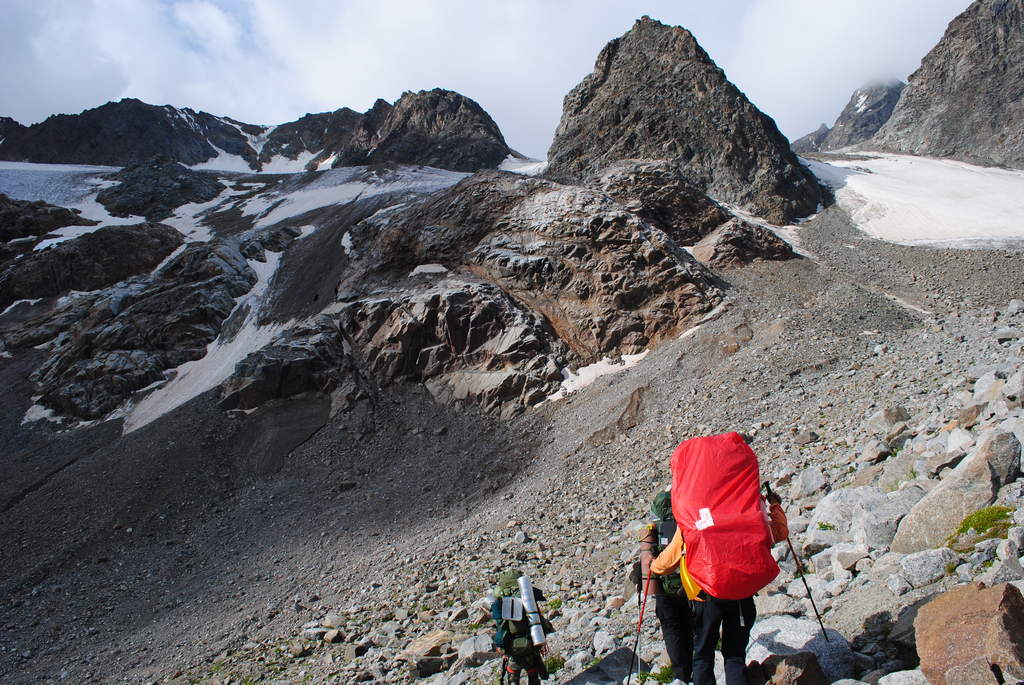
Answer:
[{"left": 651, "top": 490, "right": 672, "bottom": 521}]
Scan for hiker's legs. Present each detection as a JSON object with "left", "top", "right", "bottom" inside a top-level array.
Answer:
[
  {"left": 656, "top": 594, "right": 694, "bottom": 681},
  {"left": 720, "top": 597, "right": 756, "bottom": 685},
  {"left": 691, "top": 599, "right": 723, "bottom": 685},
  {"left": 506, "top": 661, "right": 522, "bottom": 685}
]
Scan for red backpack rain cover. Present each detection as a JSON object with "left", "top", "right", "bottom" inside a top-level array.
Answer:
[{"left": 670, "top": 432, "right": 779, "bottom": 600}]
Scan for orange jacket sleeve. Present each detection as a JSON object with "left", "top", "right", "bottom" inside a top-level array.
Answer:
[
  {"left": 651, "top": 527, "right": 684, "bottom": 575},
  {"left": 769, "top": 501, "right": 789, "bottom": 543}
]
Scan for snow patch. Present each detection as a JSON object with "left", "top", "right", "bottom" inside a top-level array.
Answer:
[
  {"left": 189, "top": 145, "right": 254, "bottom": 173},
  {"left": 122, "top": 253, "right": 288, "bottom": 434},
  {"left": 22, "top": 401, "right": 59, "bottom": 425},
  {"left": 546, "top": 351, "right": 649, "bottom": 402},
  {"left": 242, "top": 165, "right": 468, "bottom": 229},
  {"left": 341, "top": 231, "right": 353, "bottom": 255},
  {"left": 1, "top": 298, "right": 42, "bottom": 317},
  {"left": 409, "top": 264, "right": 448, "bottom": 276},
  {"left": 500, "top": 155, "right": 548, "bottom": 176},
  {"left": 807, "top": 153, "right": 1024, "bottom": 246},
  {"left": 855, "top": 93, "right": 869, "bottom": 113},
  {"left": 259, "top": 150, "right": 318, "bottom": 174}
]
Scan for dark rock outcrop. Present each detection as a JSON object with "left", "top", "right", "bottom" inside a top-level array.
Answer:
[
  {"left": 592, "top": 160, "right": 729, "bottom": 244},
  {"left": 258, "top": 102, "right": 389, "bottom": 170},
  {"left": 96, "top": 155, "right": 225, "bottom": 221},
  {"left": 14, "top": 242, "right": 256, "bottom": 419},
  {"left": 791, "top": 124, "right": 831, "bottom": 155},
  {"left": 0, "top": 193, "right": 97, "bottom": 242},
  {"left": 366, "top": 89, "right": 512, "bottom": 172},
  {"left": 690, "top": 218, "right": 798, "bottom": 267},
  {"left": 870, "top": 0, "right": 1024, "bottom": 167},
  {"left": 336, "top": 280, "right": 567, "bottom": 418},
  {"left": 263, "top": 90, "right": 513, "bottom": 173},
  {"left": 0, "top": 222, "right": 182, "bottom": 311},
  {"left": 545, "top": 16, "right": 823, "bottom": 224},
  {"left": 0, "top": 117, "right": 25, "bottom": 144},
  {"left": 0, "top": 98, "right": 258, "bottom": 168},
  {"left": 220, "top": 317, "right": 360, "bottom": 412}
]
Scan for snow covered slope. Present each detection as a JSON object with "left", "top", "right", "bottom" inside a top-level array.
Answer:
[{"left": 806, "top": 153, "right": 1024, "bottom": 247}]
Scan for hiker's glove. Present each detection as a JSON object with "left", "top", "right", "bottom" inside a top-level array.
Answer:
[{"left": 766, "top": 490, "right": 782, "bottom": 505}]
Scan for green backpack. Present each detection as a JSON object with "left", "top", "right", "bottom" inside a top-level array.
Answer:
[
  {"left": 651, "top": 491, "right": 685, "bottom": 597},
  {"left": 490, "top": 571, "right": 553, "bottom": 656}
]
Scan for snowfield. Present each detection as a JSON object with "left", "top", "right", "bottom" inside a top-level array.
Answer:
[{"left": 805, "top": 153, "right": 1024, "bottom": 247}]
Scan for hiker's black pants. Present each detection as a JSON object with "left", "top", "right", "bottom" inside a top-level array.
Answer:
[
  {"left": 692, "top": 595, "right": 756, "bottom": 685},
  {"left": 655, "top": 593, "right": 693, "bottom": 681},
  {"left": 507, "top": 650, "right": 545, "bottom": 685}
]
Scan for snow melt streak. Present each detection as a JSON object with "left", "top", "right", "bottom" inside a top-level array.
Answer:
[{"left": 122, "top": 253, "right": 286, "bottom": 434}]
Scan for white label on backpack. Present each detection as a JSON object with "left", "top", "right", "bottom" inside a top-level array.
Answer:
[
  {"left": 501, "top": 597, "right": 523, "bottom": 621},
  {"left": 695, "top": 507, "right": 715, "bottom": 530}
]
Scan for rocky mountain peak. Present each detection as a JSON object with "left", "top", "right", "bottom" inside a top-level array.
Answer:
[
  {"left": 791, "top": 123, "right": 832, "bottom": 154},
  {"left": 369, "top": 89, "right": 512, "bottom": 172},
  {"left": 793, "top": 80, "right": 905, "bottom": 154},
  {"left": 546, "top": 16, "right": 823, "bottom": 224},
  {"left": 869, "top": 0, "right": 1024, "bottom": 167}
]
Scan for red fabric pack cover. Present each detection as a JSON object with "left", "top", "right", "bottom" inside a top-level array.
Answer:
[{"left": 670, "top": 432, "right": 779, "bottom": 600}]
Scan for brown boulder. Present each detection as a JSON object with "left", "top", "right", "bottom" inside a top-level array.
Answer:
[
  {"left": 690, "top": 218, "right": 798, "bottom": 267},
  {"left": 746, "top": 651, "right": 828, "bottom": 685},
  {"left": 914, "top": 582, "right": 1024, "bottom": 685}
]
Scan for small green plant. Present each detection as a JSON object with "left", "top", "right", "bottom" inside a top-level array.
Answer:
[
  {"left": 945, "top": 561, "right": 958, "bottom": 575},
  {"left": 587, "top": 656, "right": 602, "bottom": 668},
  {"left": 467, "top": 622, "right": 482, "bottom": 631},
  {"left": 908, "top": 467, "right": 918, "bottom": 479},
  {"left": 637, "top": 666, "right": 675, "bottom": 684},
  {"left": 544, "top": 654, "right": 566, "bottom": 675},
  {"left": 946, "top": 505, "right": 1014, "bottom": 551},
  {"left": 547, "top": 597, "right": 563, "bottom": 612},
  {"left": 817, "top": 521, "right": 837, "bottom": 531}
]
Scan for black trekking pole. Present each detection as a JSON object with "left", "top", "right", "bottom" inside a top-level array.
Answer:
[
  {"left": 764, "top": 481, "right": 830, "bottom": 643},
  {"left": 500, "top": 655, "right": 508, "bottom": 685},
  {"left": 625, "top": 569, "right": 653, "bottom": 685}
]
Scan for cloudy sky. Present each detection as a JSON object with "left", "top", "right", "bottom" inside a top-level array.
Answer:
[{"left": 1, "top": 0, "right": 971, "bottom": 159}]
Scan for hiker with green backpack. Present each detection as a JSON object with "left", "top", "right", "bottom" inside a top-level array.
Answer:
[
  {"left": 489, "top": 570, "right": 555, "bottom": 685},
  {"left": 638, "top": 490, "right": 694, "bottom": 685}
]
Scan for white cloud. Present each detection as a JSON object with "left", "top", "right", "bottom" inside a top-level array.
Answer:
[{"left": 0, "top": 0, "right": 974, "bottom": 157}]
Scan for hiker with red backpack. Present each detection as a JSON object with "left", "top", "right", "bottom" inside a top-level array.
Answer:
[
  {"left": 638, "top": 490, "right": 694, "bottom": 685},
  {"left": 652, "top": 432, "right": 788, "bottom": 685}
]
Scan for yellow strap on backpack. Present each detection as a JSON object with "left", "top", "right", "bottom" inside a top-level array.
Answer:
[{"left": 679, "top": 549, "right": 703, "bottom": 601}]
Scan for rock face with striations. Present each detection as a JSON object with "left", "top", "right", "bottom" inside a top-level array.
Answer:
[
  {"left": 869, "top": 0, "right": 1024, "bottom": 167},
  {"left": 546, "top": 16, "right": 822, "bottom": 224}
]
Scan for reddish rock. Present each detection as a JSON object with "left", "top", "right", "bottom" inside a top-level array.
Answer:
[
  {"left": 746, "top": 651, "right": 828, "bottom": 685},
  {"left": 914, "top": 582, "right": 1024, "bottom": 685}
]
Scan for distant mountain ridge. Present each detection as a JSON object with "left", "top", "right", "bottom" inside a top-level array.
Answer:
[
  {"left": 868, "top": 0, "right": 1024, "bottom": 167},
  {"left": 793, "top": 81, "right": 905, "bottom": 154},
  {"left": 0, "top": 89, "right": 514, "bottom": 174}
]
